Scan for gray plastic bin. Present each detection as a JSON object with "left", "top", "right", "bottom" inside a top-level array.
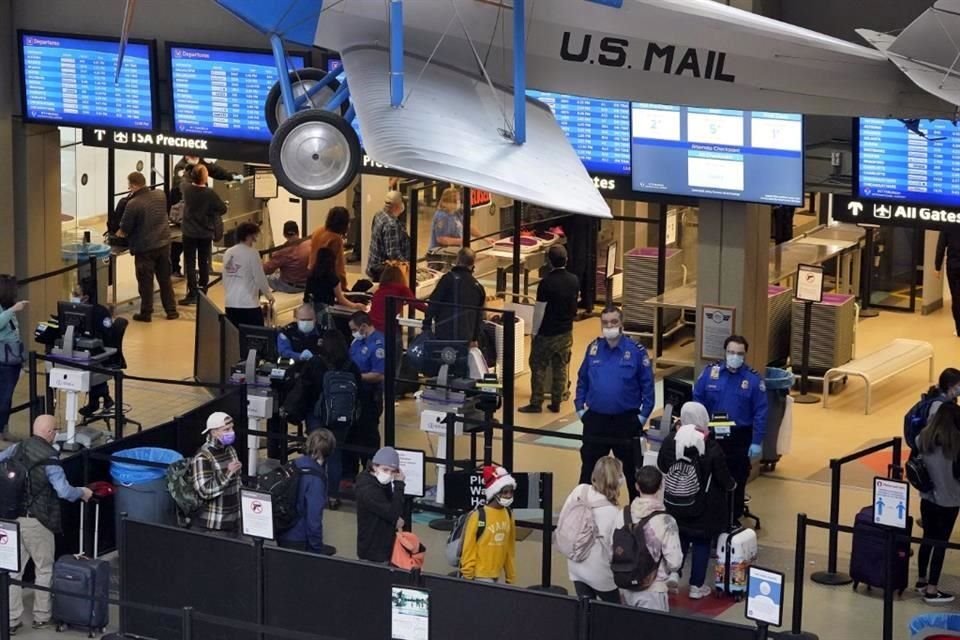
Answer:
[{"left": 110, "top": 447, "right": 182, "bottom": 531}]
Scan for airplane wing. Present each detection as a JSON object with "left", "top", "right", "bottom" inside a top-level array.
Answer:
[
  {"left": 211, "top": 0, "right": 319, "bottom": 47},
  {"left": 342, "top": 46, "right": 611, "bottom": 219},
  {"left": 858, "top": 1, "right": 960, "bottom": 110}
]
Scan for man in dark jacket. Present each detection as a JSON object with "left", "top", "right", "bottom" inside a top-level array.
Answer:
[
  {"left": 0, "top": 415, "right": 91, "bottom": 633},
  {"left": 355, "top": 446, "right": 405, "bottom": 563},
  {"left": 118, "top": 171, "right": 178, "bottom": 322},
  {"left": 179, "top": 164, "right": 228, "bottom": 306},
  {"left": 936, "top": 229, "right": 960, "bottom": 337},
  {"left": 423, "top": 248, "right": 486, "bottom": 343}
]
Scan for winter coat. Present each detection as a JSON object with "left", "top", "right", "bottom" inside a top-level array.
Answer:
[
  {"left": 564, "top": 485, "right": 620, "bottom": 592},
  {"left": 658, "top": 430, "right": 736, "bottom": 537}
]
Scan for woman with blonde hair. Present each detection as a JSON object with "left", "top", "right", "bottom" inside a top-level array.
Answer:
[
  {"left": 559, "top": 455, "right": 624, "bottom": 603},
  {"left": 428, "top": 186, "right": 486, "bottom": 250}
]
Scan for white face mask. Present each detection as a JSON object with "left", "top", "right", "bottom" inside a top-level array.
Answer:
[
  {"left": 352, "top": 330, "right": 363, "bottom": 341},
  {"left": 374, "top": 469, "right": 394, "bottom": 485},
  {"left": 497, "top": 496, "right": 514, "bottom": 508},
  {"left": 186, "top": 157, "right": 200, "bottom": 166},
  {"left": 602, "top": 327, "right": 621, "bottom": 341},
  {"left": 297, "top": 320, "right": 315, "bottom": 334},
  {"left": 69, "top": 296, "right": 82, "bottom": 304}
]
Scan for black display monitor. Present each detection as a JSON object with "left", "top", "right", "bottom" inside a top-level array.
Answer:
[
  {"left": 423, "top": 340, "right": 470, "bottom": 379},
  {"left": 57, "top": 301, "right": 95, "bottom": 337},
  {"left": 239, "top": 325, "right": 279, "bottom": 363}
]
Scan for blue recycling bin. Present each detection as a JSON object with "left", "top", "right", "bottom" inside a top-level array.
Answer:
[
  {"left": 761, "top": 368, "right": 794, "bottom": 466},
  {"left": 909, "top": 612, "right": 960, "bottom": 638},
  {"left": 110, "top": 447, "right": 182, "bottom": 531}
]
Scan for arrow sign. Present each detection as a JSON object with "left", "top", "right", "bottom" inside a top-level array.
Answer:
[{"left": 847, "top": 201, "right": 863, "bottom": 217}]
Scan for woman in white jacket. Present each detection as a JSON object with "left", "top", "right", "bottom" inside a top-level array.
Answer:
[{"left": 562, "top": 456, "right": 624, "bottom": 603}]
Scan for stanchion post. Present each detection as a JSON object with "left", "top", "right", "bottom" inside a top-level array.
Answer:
[
  {"left": 794, "top": 301, "right": 820, "bottom": 404},
  {"left": 528, "top": 472, "right": 566, "bottom": 594},
  {"left": 118, "top": 513, "right": 128, "bottom": 634},
  {"left": 384, "top": 295, "right": 398, "bottom": 447},
  {"left": 780, "top": 513, "right": 819, "bottom": 640},
  {"left": 882, "top": 530, "right": 895, "bottom": 640},
  {"left": 891, "top": 437, "right": 903, "bottom": 480},
  {"left": 502, "top": 309, "right": 516, "bottom": 471},
  {"left": 28, "top": 352, "right": 38, "bottom": 424},
  {"left": 254, "top": 538, "right": 264, "bottom": 640},
  {"left": 115, "top": 370, "right": 125, "bottom": 439},
  {"left": 0, "top": 571, "right": 10, "bottom": 640},
  {"left": 181, "top": 606, "right": 194, "bottom": 640},
  {"left": 811, "top": 460, "right": 851, "bottom": 585}
]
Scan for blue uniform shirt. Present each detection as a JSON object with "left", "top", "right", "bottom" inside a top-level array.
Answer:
[
  {"left": 350, "top": 330, "right": 386, "bottom": 381},
  {"left": 428, "top": 210, "right": 463, "bottom": 250},
  {"left": 693, "top": 362, "right": 768, "bottom": 446},
  {"left": 574, "top": 336, "right": 656, "bottom": 418},
  {"left": 277, "top": 326, "right": 320, "bottom": 361}
]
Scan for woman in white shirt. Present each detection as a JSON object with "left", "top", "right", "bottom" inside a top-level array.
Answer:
[
  {"left": 222, "top": 222, "right": 274, "bottom": 328},
  {"left": 562, "top": 456, "right": 623, "bottom": 603}
]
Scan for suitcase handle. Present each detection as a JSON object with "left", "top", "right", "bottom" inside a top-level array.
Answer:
[{"left": 78, "top": 499, "right": 100, "bottom": 559}]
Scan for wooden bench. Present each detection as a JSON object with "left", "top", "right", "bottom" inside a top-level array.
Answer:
[{"left": 822, "top": 338, "right": 934, "bottom": 414}]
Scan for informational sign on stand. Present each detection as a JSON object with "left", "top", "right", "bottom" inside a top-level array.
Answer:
[
  {"left": 397, "top": 449, "right": 426, "bottom": 498},
  {"left": 253, "top": 170, "right": 278, "bottom": 199},
  {"left": 240, "top": 489, "right": 275, "bottom": 540},
  {"left": 745, "top": 566, "right": 784, "bottom": 627},
  {"left": 0, "top": 520, "right": 21, "bottom": 573},
  {"left": 699, "top": 305, "right": 736, "bottom": 361},
  {"left": 795, "top": 264, "right": 824, "bottom": 303},
  {"left": 873, "top": 477, "right": 910, "bottom": 529},
  {"left": 391, "top": 586, "right": 430, "bottom": 640}
]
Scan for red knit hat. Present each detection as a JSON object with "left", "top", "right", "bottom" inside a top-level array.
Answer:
[{"left": 482, "top": 465, "right": 516, "bottom": 502}]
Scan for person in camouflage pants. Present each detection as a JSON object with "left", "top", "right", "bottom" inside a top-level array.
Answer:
[{"left": 529, "top": 333, "right": 574, "bottom": 409}]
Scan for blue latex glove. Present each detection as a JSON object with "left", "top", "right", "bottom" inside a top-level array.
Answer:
[
  {"left": 233, "top": 174, "right": 244, "bottom": 181},
  {"left": 577, "top": 408, "right": 586, "bottom": 419},
  {"left": 299, "top": 349, "right": 313, "bottom": 361},
  {"left": 748, "top": 443, "right": 762, "bottom": 459},
  {"left": 637, "top": 414, "right": 648, "bottom": 428}
]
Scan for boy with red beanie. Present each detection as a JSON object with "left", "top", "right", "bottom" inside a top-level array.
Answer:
[{"left": 460, "top": 465, "right": 517, "bottom": 584}]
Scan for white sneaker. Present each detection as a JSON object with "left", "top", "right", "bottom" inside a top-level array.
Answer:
[
  {"left": 689, "top": 585, "right": 712, "bottom": 600},
  {"left": 666, "top": 571, "right": 680, "bottom": 592}
]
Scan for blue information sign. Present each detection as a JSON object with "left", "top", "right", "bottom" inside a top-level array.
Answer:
[
  {"left": 20, "top": 32, "right": 155, "bottom": 130},
  {"left": 170, "top": 46, "right": 305, "bottom": 141}
]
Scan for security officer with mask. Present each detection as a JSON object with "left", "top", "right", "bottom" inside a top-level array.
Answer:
[
  {"left": 693, "top": 334, "right": 768, "bottom": 521},
  {"left": 345, "top": 311, "right": 386, "bottom": 487},
  {"left": 277, "top": 304, "right": 322, "bottom": 363},
  {"left": 574, "top": 305, "right": 656, "bottom": 500}
]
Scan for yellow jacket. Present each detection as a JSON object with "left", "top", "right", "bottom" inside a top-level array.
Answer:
[{"left": 459, "top": 505, "right": 516, "bottom": 583}]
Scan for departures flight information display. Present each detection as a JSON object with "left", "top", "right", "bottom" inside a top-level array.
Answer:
[
  {"left": 630, "top": 104, "right": 803, "bottom": 205},
  {"left": 858, "top": 118, "right": 960, "bottom": 207},
  {"left": 20, "top": 33, "right": 155, "bottom": 130},
  {"left": 170, "top": 46, "right": 304, "bottom": 141},
  {"left": 527, "top": 90, "right": 631, "bottom": 175}
]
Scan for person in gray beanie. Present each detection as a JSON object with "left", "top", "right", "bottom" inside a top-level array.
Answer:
[{"left": 355, "top": 446, "right": 406, "bottom": 562}]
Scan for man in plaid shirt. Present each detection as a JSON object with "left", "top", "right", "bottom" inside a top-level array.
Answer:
[
  {"left": 192, "top": 412, "right": 242, "bottom": 535},
  {"left": 366, "top": 191, "right": 409, "bottom": 282}
]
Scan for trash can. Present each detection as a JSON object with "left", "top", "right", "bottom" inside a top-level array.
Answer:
[
  {"left": 761, "top": 367, "right": 794, "bottom": 469},
  {"left": 110, "top": 447, "right": 182, "bottom": 533},
  {"left": 909, "top": 612, "right": 960, "bottom": 638}
]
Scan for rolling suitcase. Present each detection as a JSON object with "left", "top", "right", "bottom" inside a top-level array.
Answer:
[
  {"left": 53, "top": 500, "right": 110, "bottom": 637},
  {"left": 715, "top": 491, "right": 758, "bottom": 601},
  {"left": 849, "top": 505, "right": 912, "bottom": 596}
]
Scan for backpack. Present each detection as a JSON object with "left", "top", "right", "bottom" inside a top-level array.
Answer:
[
  {"left": 904, "top": 393, "right": 943, "bottom": 449},
  {"left": 316, "top": 370, "right": 358, "bottom": 429},
  {"left": 0, "top": 450, "right": 53, "bottom": 520},
  {"left": 663, "top": 456, "right": 711, "bottom": 518},
  {"left": 168, "top": 201, "right": 185, "bottom": 225},
  {"left": 906, "top": 452, "right": 935, "bottom": 493},
  {"left": 166, "top": 456, "right": 204, "bottom": 524},
  {"left": 611, "top": 507, "right": 665, "bottom": 591},
  {"left": 445, "top": 506, "right": 487, "bottom": 567},
  {"left": 256, "top": 462, "right": 322, "bottom": 533},
  {"left": 554, "top": 486, "right": 599, "bottom": 562}
]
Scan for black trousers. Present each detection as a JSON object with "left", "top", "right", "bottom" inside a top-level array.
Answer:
[
  {"left": 947, "top": 267, "right": 960, "bottom": 335},
  {"left": 573, "top": 581, "right": 621, "bottom": 603},
  {"left": 919, "top": 499, "right": 960, "bottom": 585},
  {"left": 134, "top": 247, "right": 177, "bottom": 316},
  {"left": 343, "top": 389, "right": 382, "bottom": 482},
  {"left": 226, "top": 307, "right": 264, "bottom": 329},
  {"left": 717, "top": 426, "right": 753, "bottom": 520},
  {"left": 183, "top": 237, "right": 213, "bottom": 295},
  {"left": 170, "top": 241, "right": 183, "bottom": 273},
  {"left": 579, "top": 410, "right": 640, "bottom": 500}
]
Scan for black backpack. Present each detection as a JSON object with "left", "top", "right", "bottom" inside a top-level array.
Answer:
[
  {"left": 904, "top": 393, "right": 943, "bottom": 449},
  {"left": 316, "top": 370, "right": 359, "bottom": 429},
  {"left": 0, "top": 449, "right": 54, "bottom": 520},
  {"left": 256, "top": 462, "right": 324, "bottom": 533},
  {"left": 906, "top": 452, "right": 935, "bottom": 494},
  {"left": 611, "top": 507, "right": 665, "bottom": 591}
]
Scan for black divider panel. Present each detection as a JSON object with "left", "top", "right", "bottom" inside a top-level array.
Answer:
[
  {"left": 196, "top": 293, "right": 224, "bottom": 385},
  {"left": 589, "top": 600, "right": 758, "bottom": 640},
  {"left": 123, "top": 520, "right": 257, "bottom": 640},
  {"left": 263, "top": 547, "right": 393, "bottom": 640},
  {"left": 422, "top": 574, "right": 579, "bottom": 640}
]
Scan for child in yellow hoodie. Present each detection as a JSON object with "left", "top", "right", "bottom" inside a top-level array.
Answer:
[{"left": 460, "top": 465, "right": 517, "bottom": 584}]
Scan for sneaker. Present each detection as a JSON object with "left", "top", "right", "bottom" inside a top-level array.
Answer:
[
  {"left": 31, "top": 620, "right": 50, "bottom": 631},
  {"left": 321, "top": 544, "right": 337, "bottom": 556},
  {"left": 666, "top": 571, "right": 680, "bottom": 592},
  {"left": 178, "top": 295, "right": 198, "bottom": 307},
  {"left": 166, "top": 311, "right": 180, "bottom": 320},
  {"left": 547, "top": 403, "right": 562, "bottom": 413},
  {"left": 132, "top": 313, "right": 152, "bottom": 323},
  {"left": 916, "top": 579, "right": 929, "bottom": 594},
  {"left": 78, "top": 404, "right": 98, "bottom": 418},
  {"left": 102, "top": 398, "right": 115, "bottom": 414},
  {"left": 689, "top": 585, "right": 712, "bottom": 600},
  {"left": 9, "top": 622, "right": 20, "bottom": 635},
  {"left": 518, "top": 404, "right": 542, "bottom": 414},
  {"left": 924, "top": 590, "right": 955, "bottom": 605}
]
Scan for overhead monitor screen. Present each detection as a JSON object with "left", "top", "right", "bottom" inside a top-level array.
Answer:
[
  {"left": 527, "top": 90, "right": 631, "bottom": 176},
  {"left": 630, "top": 104, "right": 804, "bottom": 205},
  {"left": 858, "top": 118, "right": 960, "bottom": 207},
  {"left": 20, "top": 32, "right": 156, "bottom": 130},
  {"left": 170, "top": 45, "right": 305, "bottom": 141}
]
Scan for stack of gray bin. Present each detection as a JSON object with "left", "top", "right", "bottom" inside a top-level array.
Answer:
[
  {"left": 789, "top": 293, "right": 856, "bottom": 374},
  {"left": 622, "top": 248, "right": 684, "bottom": 331},
  {"left": 767, "top": 285, "right": 792, "bottom": 364}
]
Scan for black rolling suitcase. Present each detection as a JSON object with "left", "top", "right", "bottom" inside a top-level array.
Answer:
[
  {"left": 849, "top": 505, "right": 912, "bottom": 596},
  {"left": 52, "top": 500, "right": 110, "bottom": 636}
]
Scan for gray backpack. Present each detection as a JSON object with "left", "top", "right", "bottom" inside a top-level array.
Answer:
[{"left": 554, "top": 485, "right": 599, "bottom": 562}]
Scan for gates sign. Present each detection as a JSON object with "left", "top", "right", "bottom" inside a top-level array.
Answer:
[{"left": 833, "top": 194, "right": 960, "bottom": 230}]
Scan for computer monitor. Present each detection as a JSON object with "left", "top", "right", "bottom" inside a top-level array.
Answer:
[
  {"left": 57, "top": 301, "right": 94, "bottom": 337},
  {"left": 423, "top": 340, "right": 471, "bottom": 379},
  {"left": 239, "top": 325, "right": 279, "bottom": 364}
]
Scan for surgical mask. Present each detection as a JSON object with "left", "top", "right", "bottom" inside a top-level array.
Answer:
[
  {"left": 374, "top": 469, "right": 394, "bottom": 485},
  {"left": 219, "top": 432, "right": 236, "bottom": 446},
  {"left": 186, "top": 157, "right": 199, "bottom": 166},
  {"left": 726, "top": 353, "right": 745, "bottom": 370},
  {"left": 497, "top": 496, "right": 514, "bottom": 508},
  {"left": 602, "top": 327, "right": 621, "bottom": 341},
  {"left": 352, "top": 331, "right": 363, "bottom": 341},
  {"left": 69, "top": 296, "right": 81, "bottom": 304},
  {"left": 297, "top": 320, "right": 315, "bottom": 334}
]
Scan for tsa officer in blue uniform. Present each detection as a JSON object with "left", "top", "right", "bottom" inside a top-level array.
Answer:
[
  {"left": 575, "top": 306, "right": 656, "bottom": 500},
  {"left": 346, "top": 311, "right": 386, "bottom": 484},
  {"left": 693, "top": 334, "right": 768, "bottom": 520},
  {"left": 277, "top": 304, "right": 321, "bottom": 363}
]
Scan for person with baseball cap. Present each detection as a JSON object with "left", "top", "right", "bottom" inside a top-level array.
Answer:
[
  {"left": 191, "top": 412, "right": 242, "bottom": 536},
  {"left": 355, "top": 446, "right": 406, "bottom": 562},
  {"left": 264, "top": 220, "right": 312, "bottom": 293},
  {"left": 460, "top": 465, "right": 517, "bottom": 584},
  {"left": 366, "top": 190, "right": 410, "bottom": 282}
]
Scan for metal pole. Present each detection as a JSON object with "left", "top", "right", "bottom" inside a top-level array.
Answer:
[
  {"left": 512, "top": 0, "right": 527, "bottom": 144},
  {"left": 0, "top": 572, "right": 11, "bottom": 640},
  {"left": 87, "top": 256, "right": 98, "bottom": 306},
  {"left": 118, "top": 512, "right": 128, "bottom": 634},
  {"left": 859, "top": 226, "right": 879, "bottom": 318},
  {"left": 384, "top": 295, "right": 398, "bottom": 447},
  {"left": 462, "top": 186, "right": 472, "bottom": 250},
  {"left": 780, "top": 513, "right": 820, "bottom": 640},
  {"left": 512, "top": 203, "right": 522, "bottom": 296},
  {"left": 656, "top": 203, "right": 667, "bottom": 358},
  {"left": 882, "top": 530, "right": 895, "bottom": 640},
  {"left": 115, "top": 370, "right": 125, "bottom": 439},
  {"left": 269, "top": 34, "right": 297, "bottom": 117},
  {"left": 28, "top": 351, "right": 38, "bottom": 424},
  {"left": 254, "top": 538, "right": 264, "bottom": 640},
  {"left": 181, "top": 606, "right": 194, "bottom": 640},
  {"left": 502, "top": 309, "right": 517, "bottom": 471},
  {"left": 794, "top": 301, "right": 820, "bottom": 404},
  {"left": 811, "top": 460, "right": 851, "bottom": 585},
  {"left": 891, "top": 437, "right": 903, "bottom": 480},
  {"left": 389, "top": 0, "right": 404, "bottom": 108},
  {"left": 408, "top": 188, "right": 419, "bottom": 297}
]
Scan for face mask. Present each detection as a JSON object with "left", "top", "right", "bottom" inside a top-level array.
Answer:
[
  {"left": 497, "top": 496, "right": 514, "bottom": 508},
  {"left": 218, "top": 432, "right": 236, "bottom": 446},
  {"left": 70, "top": 296, "right": 81, "bottom": 304},
  {"left": 352, "top": 331, "right": 363, "bottom": 341},
  {"left": 602, "top": 327, "right": 621, "bottom": 341},
  {"left": 726, "top": 353, "right": 745, "bottom": 370},
  {"left": 374, "top": 469, "right": 394, "bottom": 485},
  {"left": 186, "top": 157, "right": 199, "bottom": 166},
  {"left": 297, "top": 320, "right": 315, "bottom": 334}
]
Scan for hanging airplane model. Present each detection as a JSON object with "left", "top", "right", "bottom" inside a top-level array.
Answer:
[{"left": 114, "top": 0, "right": 960, "bottom": 218}]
